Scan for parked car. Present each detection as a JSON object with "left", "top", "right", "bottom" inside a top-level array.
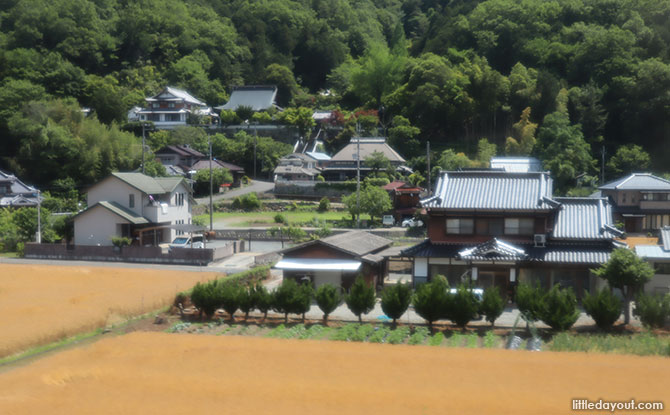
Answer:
[
  {"left": 401, "top": 217, "right": 424, "bottom": 228},
  {"left": 169, "top": 235, "right": 205, "bottom": 250},
  {"left": 382, "top": 215, "right": 395, "bottom": 227}
]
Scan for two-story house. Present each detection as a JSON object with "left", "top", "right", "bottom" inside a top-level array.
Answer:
[
  {"left": 382, "top": 181, "right": 423, "bottom": 221},
  {"left": 322, "top": 137, "right": 407, "bottom": 181},
  {"left": 273, "top": 153, "right": 322, "bottom": 182},
  {"left": 154, "top": 144, "right": 245, "bottom": 187},
  {"left": 0, "top": 169, "right": 40, "bottom": 207},
  {"left": 597, "top": 173, "right": 670, "bottom": 234},
  {"left": 137, "top": 87, "right": 218, "bottom": 129},
  {"left": 73, "top": 173, "right": 192, "bottom": 246},
  {"left": 402, "top": 170, "right": 623, "bottom": 299},
  {"left": 635, "top": 226, "right": 670, "bottom": 295}
]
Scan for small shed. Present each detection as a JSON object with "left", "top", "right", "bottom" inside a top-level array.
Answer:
[{"left": 274, "top": 231, "right": 393, "bottom": 290}]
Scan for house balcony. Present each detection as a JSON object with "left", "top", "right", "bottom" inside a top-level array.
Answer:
[
  {"left": 143, "top": 203, "right": 188, "bottom": 223},
  {"left": 640, "top": 200, "right": 670, "bottom": 211}
]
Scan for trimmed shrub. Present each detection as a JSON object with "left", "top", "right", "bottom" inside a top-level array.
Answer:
[
  {"left": 252, "top": 283, "right": 273, "bottom": 320},
  {"left": 111, "top": 236, "right": 132, "bottom": 248},
  {"left": 449, "top": 285, "right": 480, "bottom": 329},
  {"left": 296, "top": 283, "right": 314, "bottom": 322},
  {"left": 237, "top": 287, "right": 255, "bottom": 320},
  {"left": 220, "top": 282, "right": 243, "bottom": 320},
  {"left": 190, "top": 282, "right": 223, "bottom": 319},
  {"left": 315, "top": 284, "right": 342, "bottom": 324},
  {"left": 480, "top": 287, "right": 505, "bottom": 327},
  {"left": 634, "top": 293, "right": 670, "bottom": 328},
  {"left": 273, "top": 279, "right": 301, "bottom": 323},
  {"left": 273, "top": 213, "right": 287, "bottom": 224},
  {"left": 540, "top": 285, "right": 580, "bottom": 331},
  {"left": 516, "top": 283, "right": 544, "bottom": 322},
  {"left": 345, "top": 276, "right": 376, "bottom": 323},
  {"left": 381, "top": 282, "right": 412, "bottom": 326},
  {"left": 16, "top": 242, "right": 25, "bottom": 257},
  {"left": 318, "top": 196, "right": 330, "bottom": 212},
  {"left": 231, "top": 192, "right": 262, "bottom": 211},
  {"left": 582, "top": 288, "right": 622, "bottom": 330},
  {"left": 413, "top": 275, "right": 449, "bottom": 332}
]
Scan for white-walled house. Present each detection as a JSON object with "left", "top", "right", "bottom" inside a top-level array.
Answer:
[{"left": 73, "top": 172, "right": 192, "bottom": 246}]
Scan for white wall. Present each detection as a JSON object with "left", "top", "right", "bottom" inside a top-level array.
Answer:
[
  {"left": 74, "top": 205, "right": 128, "bottom": 246},
  {"left": 87, "top": 177, "right": 144, "bottom": 217},
  {"left": 313, "top": 271, "right": 342, "bottom": 288},
  {"left": 414, "top": 258, "right": 428, "bottom": 277},
  {"left": 646, "top": 274, "right": 670, "bottom": 295}
]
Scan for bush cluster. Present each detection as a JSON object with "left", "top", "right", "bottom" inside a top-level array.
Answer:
[
  {"left": 634, "top": 293, "right": 670, "bottom": 328},
  {"left": 231, "top": 192, "right": 262, "bottom": 211}
]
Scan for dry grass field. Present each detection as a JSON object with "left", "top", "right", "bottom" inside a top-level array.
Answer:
[
  {"left": 0, "top": 264, "right": 216, "bottom": 358},
  {"left": 0, "top": 332, "right": 668, "bottom": 415}
]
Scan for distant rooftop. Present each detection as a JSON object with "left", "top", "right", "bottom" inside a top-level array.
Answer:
[
  {"left": 490, "top": 157, "right": 543, "bottom": 173},
  {"left": 216, "top": 85, "right": 277, "bottom": 112},
  {"left": 599, "top": 173, "right": 670, "bottom": 191},
  {"left": 146, "top": 87, "right": 206, "bottom": 106},
  {"left": 329, "top": 137, "right": 405, "bottom": 164},
  {"left": 110, "top": 172, "right": 186, "bottom": 195}
]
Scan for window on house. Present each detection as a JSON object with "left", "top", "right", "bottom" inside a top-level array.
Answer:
[
  {"left": 129, "top": 194, "right": 135, "bottom": 208},
  {"left": 475, "top": 218, "right": 504, "bottom": 236},
  {"left": 446, "top": 218, "right": 474, "bottom": 234},
  {"left": 654, "top": 263, "right": 670, "bottom": 275},
  {"left": 504, "top": 218, "right": 534, "bottom": 235},
  {"left": 148, "top": 113, "right": 160, "bottom": 121},
  {"left": 166, "top": 113, "right": 181, "bottom": 122},
  {"left": 622, "top": 193, "right": 627, "bottom": 203},
  {"left": 152, "top": 103, "right": 159, "bottom": 108},
  {"left": 169, "top": 103, "right": 175, "bottom": 108}
]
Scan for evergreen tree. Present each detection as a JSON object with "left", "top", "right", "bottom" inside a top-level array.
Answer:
[
  {"left": 381, "top": 282, "right": 412, "bottom": 327},
  {"left": 345, "top": 276, "right": 376, "bottom": 323},
  {"left": 315, "top": 284, "right": 342, "bottom": 325}
]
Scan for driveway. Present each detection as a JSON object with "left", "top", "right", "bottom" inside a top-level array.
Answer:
[{"left": 195, "top": 179, "right": 274, "bottom": 203}]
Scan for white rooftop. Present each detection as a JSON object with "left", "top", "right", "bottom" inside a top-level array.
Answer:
[{"left": 274, "top": 258, "right": 362, "bottom": 271}]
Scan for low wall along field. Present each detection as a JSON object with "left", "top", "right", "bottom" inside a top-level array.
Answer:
[
  {"left": 0, "top": 332, "right": 668, "bottom": 414},
  {"left": 0, "top": 264, "right": 216, "bottom": 358}
]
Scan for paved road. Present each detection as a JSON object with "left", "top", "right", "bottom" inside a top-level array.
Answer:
[{"left": 195, "top": 179, "right": 274, "bottom": 204}]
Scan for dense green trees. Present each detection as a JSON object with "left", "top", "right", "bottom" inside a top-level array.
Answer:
[{"left": 0, "top": 0, "right": 669, "bottom": 194}]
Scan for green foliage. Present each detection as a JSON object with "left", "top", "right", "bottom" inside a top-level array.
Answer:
[
  {"left": 231, "top": 192, "right": 262, "bottom": 211},
  {"left": 480, "top": 287, "right": 505, "bottom": 327},
  {"left": 412, "top": 275, "right": 449, "bottom": 330},
  {"left": 317, "top": 197, "right": 330, "bottom": 212},
  {"left": 428, "top": 332, "right": 444, "bottom": 346},
  {"left": 582, "top": 288, "right": 622, "bottom": 330},
  {"left": 516, "top": 283, "right": 544, "bottom": 322},
  {"left": 272, "top": 279, "right": 302, "bottom": 323},
  {"left": 345, "top": 276, "right": 376, "bottom": 323},
  {"left": 315, "top": 284, "right": 342, "bottom": 323},
  {"left": 252, "top": 283, "right": 273, "bottom": 319},
  {"left": 15, "top": 242, "right": 25, "bottom": 258},
  {"left": 448, "top": 285, "right": 481, "bottom": 329},
  {"left": 295, "top": 283, "right": 314, "bottom": 320},
  {"left": 592, "top": 248, "right": 655, "bottom": 324},
  {"left": 111, "top": 236, "right": 132, "bottom": 248},
  {"left": 381, "top": 283, "right": 412, "bottom": 324},
  {"left": 607, "top": 144, "right": 651, "bottom": 180},
  {"left": 408, "top": 327, "right": 430, "bottom": 345},
  {"left": 341, "top": 182, "right": 392, "bottom": 223},
  {"left": 549, "top": 332, "right": 670, "bottom": 357},
  {"left": 193, "top": 168, "right": 232, "bottom": 196},
  {"left": 190, "top": 282, "right": 222, "bottom": 319},
  {"left": 273, "top": 213, "right": 287, "bottom": 224},
  {"left": 220, "top": 282, "right": 243, "bottom": 320},
  {"left": 634, "top": 294, "right": 670, "bottom": 329},
  {"left": 540, "top": 285, "right": 580, "bottom": 331},
  {"left": 386, "top": 326, "right": 410, "bottom": 344},
  {"left": 364, "top": 151, "right": 391, "bottom": 175},
  {"left": 237, "top": 287, "right": 255, "bottom": 320},
  {"left": 277, "top": 107, "right": 315, "bottom": 138},
  {"left": 505, "top": 107, "right": 537, "bottom": 155}
]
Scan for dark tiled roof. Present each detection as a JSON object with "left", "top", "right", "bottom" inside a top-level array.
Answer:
[
  {"left": 155, "top": 145, "right": 205, "bottom": 158},
  {"left": 111, "top": 173, "right": 186, "bottom": 195},
  {"left": 146, "top": 87, "right": 205, "bottom": 106},
  {"left": 552, "top": 197, "right": 622, "bottom": 240},
  {"left": 190, "top": 159, "right": 244, "bottom": 172},
  {"left": 599, "top": 173, "right": 670, "bottom": 191},
  {"left": 422, "top": 171, "right": 556, "bottom": 211},
  {"left": 320, "top": 231, "right": 393, "bottom": 257},
  {"left": 401, "top": 239, "right": 614, "bottom": 265},
  {"left": 75, "top": 201, "right": 150, "bottom": 225},
  {"left": 459, "top": 238, "right": 527, "bottom": 261}
]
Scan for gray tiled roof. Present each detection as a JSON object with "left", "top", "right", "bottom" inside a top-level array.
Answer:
[
  {"left": 155, "top": 145, "right": 205, "bottom": 158},
  {"left": 76, "top": 201, "right": 150, "bottom": 225},
  {"left": 216, "top": 85, "right": 277, "bottom": 111},
  {"left": 273, "top": 165, "right": 320, "bottom": 176},
  {"left": 422, "top": 171, "right": 555, "bottom": 211},
  {"left": 599, "top": 173, "right": 670, "bottom": 190},
  {"left": 552, "top": 197, "right": 622, "bottom": 240},
  {"left": 112, "top": 173, "right": 186, "bottom": 195},
  {"left": 190, "top": 160, "right": 244, "bottom": 172},
  {"left": 146, "top": 87, "right": 205, "bottom": 106},
  {"left": 401, "top": 240, "right": 613, "bottom": 264},
  {"left": 320, "top": 231, "right": 393, "bottom": 257},
  {"left": 459, "top": 238, "right": 527, "bottom": 260},
  {"left": 635, "top": 245, "right": 670, "bottom": 259},
  {"left": 329, "top": 138, "right": 406, "bottom": 163}
]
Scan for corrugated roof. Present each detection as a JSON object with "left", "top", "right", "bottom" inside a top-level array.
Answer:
[
  {"left": 552, "top": 197, "right": 620, "bottom": 240},
  {"left": 422, "top": 171, "right": 555, "bottom": 211},
  {"left": 217, "top": 85, "right": 277, "bottom": 111},
  {"left": 599, "top": 173, "right": 670, "bottom": 190},
  {"left": 329, "top": 137, "right": 406, "bottom": 163},
  {"left": 401, "top": 240, "right": 613, "bottom": 264},
  {"left": 320, "top": 231, "right": 393, "bottom": 257},
  {"left": 275, "top": 258, "right": 362, "bottom": 271},
  {"left": 111, "top": 173, "right": 185, "bottom": 195},
  {"left": 662, "top": 227, "right": 670, "bottom": 251},
  {"left": 635, "top": 245, "right": 670, "bottom": 259},
  {"left": 76, "top": 201, "right": 149, "bottom": 225},
  {"left": 305, "top": 151, "right": 331, "bottom": 161},
  {"left": 490, "top": 157, "right": 543, "bottom": 172}
]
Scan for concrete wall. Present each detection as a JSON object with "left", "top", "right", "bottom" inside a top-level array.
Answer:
[
  {"left": 24, "top": 243, "right": 234, "bottom": 266},
  {"left": 74, "top": 205, "right": 127, "bottom": 246},
  {"left": 87, "top": 177, "right": 144, "bottom": 216}
]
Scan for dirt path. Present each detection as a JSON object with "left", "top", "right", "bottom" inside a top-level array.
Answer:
[{"left": 0, "top": 332, "right": 667, "bottom": 414}]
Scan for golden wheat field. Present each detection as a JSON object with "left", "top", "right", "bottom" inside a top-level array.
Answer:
[
  {"left": 0, "top": 332, "right": 668, "bottom": 415},
  {"left": 0, "top": 264, "right": 216, "bottom": 358}
]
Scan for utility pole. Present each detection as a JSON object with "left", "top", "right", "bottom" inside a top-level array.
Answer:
[
  {"left": 36, "top": 189, "right": 41, "bottom": 243},
  {"left": 601, "top": 145, "right": 606, "bottom": 185},
  {"left": 253, "top": 125, "right": 258, "bottom": 179},
  {"left": 426, "top": 141, "right": 431, "bottom": 195},
  {"left": 141, "top": 123, "right": 146, "bottom": 174},
  {"left": 356, "top": 123, "right": 361, "bottom": 229},
  {"left": 209, "top": 136, "right": 213, "bottom": 232}
]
